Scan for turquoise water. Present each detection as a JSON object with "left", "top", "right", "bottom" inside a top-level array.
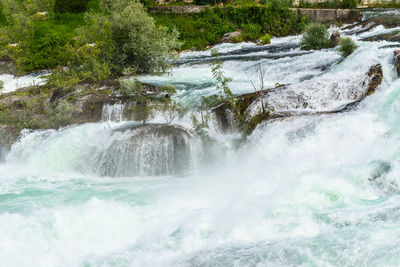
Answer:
[{"left": 2, "top": 15, "right": 400, "bottom": 266}]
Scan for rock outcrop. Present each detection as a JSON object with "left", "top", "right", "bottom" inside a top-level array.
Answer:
[
  {"left": 345, "top": 14, "right": 400, "bottom": 42},
  {"left": 100, "top": 123, "right": 193, "bottom": 176},
  {"left": 330, "top": 31, "right": 341, "bottom": 47},
  {"left": 235, "top": 64, "right": 383, "bottom": 135},
  {"left": 220, "top": 31, "right": 242, "bottom": 43},
  {"left": 394, "top": 50, "right": 400, "bottom": 77}
]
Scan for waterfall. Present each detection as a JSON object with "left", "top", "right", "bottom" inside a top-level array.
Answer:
[
  {"left": 102, "top": 102, "right": 126, "bottom": 122},
  {"left": 3, "top": 10, "right": 400, "bottom": 266}
]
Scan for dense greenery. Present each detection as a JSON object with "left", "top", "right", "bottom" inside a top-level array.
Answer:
[
  {"left": 297, "top": 0, "right": 357, "bottom": 8},
  {"left": 0, "top": 0, "right": 180, "bottom": 77},
  {"left": 0, "top": 0, "right": 309, "bottom": 71},
  {"left": 54, "top": 0, "right": 93, "bottom": 13},
  {"left": 152, "top": 6, "right": 308, "bottom": 50},
  {"left": 338, "top": 37, "right": 357, "bottom": 57},
  {"left": 300, "top": 23, "right": 330, "bottom": 50}
]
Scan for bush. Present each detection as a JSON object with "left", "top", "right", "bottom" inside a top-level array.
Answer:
[
  {"left": 195, "top": 0, "right": 223, "bottom": 5},
  {"left": 242, "top": 23, "right": 262, "bottom": 40},
  {"left": 338, "top": 37, "right": 357, "bottom": 57},
  {"left": 259, "top": 33, "right": 271, "bottom": 45},
  {"left": 79, "top": 0, "right": 180, "bottom": 75},
  {"left": 54, "top": 0, "right": 93, "bottom": 13},
  {"left": 341, "top": 0, "right": 358, "bottom": 8},
  {"left": 300, "top": 23, "right": 330, "bottom": 50}
]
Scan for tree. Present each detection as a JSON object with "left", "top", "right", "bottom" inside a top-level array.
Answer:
[
  {"left": 155, "top": 85, "right": 182, "bottom": 125},
  {"left": 249, "top": 64, "right": 268, "bottom": 113},
  {"left": 78, "top": 0, "right": 181, "bottom": 76}
]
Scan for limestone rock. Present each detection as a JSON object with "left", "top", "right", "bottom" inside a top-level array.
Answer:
[
  {"left": 102, "top": 123, "right": 193, "bottom": 176},
  {"left": 330, "top": 31, "right": 341, "bottom": 48},
  {"left": 220, "top": 31, "right": 242, "bottom": 43},
  {"left": 394, "top": 50, "right": 400, "bottom": 77}
]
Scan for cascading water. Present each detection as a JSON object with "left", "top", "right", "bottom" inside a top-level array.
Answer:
[{"left": 3, "top": 10, "right": 400, "bottom": 266}]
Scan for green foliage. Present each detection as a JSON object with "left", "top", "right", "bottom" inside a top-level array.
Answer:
[
  {"left": 300, "top": 23, "right": 330, "bottom": 51},
  {"left": 156, "top": 86, "right": 182, "bottom": 124},
  {"left": 119, "top": 78, "right": 144, "bottom": 96},
  {"left": 338, "top": 37, "right": 357, "bottom": 57},
  {"left": 241, "top": 23, "right": 262, "bottom": 40},
  {"left": 341, "top": 0, "right": 358, "bottom": 8},
  {"left": 54, "top": 0, "right": 93, "bottom": 13},
  {"left": 78, "top": 0, "right": 180, "bottom": 75},
  {"left": 152, "top": 6, "right": 308, "bottom": 51},
  {"left": 195, "top": 0, "right": 223, "bottom": 5},
  {"left": 297, "top": 0, "right": 357, "bottom": 8},
  {"left": 259, "top": 33, "right": 271, "bottom": 45},
  {"left": 262, "top": 0, "right": 290, "bottom": 10}
]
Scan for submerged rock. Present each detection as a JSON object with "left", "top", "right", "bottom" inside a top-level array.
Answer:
[
  {"left": 240, "top": 64, "right": 383, "bottom": 134},
  {"left": 98, "top": 123, "right": 194, "bottom": 176},
  {"left": 362, "top": 31, "right": 400, "bottom": 42}
]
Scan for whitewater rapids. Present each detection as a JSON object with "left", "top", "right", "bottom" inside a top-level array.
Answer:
[{"left": 2, "top": 10, "right": 400, "bottom": 266}]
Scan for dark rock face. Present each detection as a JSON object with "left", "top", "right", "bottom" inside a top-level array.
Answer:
[
  {"left": 220, "top": 31, "right": 242, "bottom": 43},
  {"left": 0, "top": 125, "right": 19, "bottom": 157},
  {"left": 366, "top": 64, "right": 383, "bottom": 95},
  {"left": 0, "top": 62, "right": 15, "bottom": 75},
  {"left": 212, "top": 104, "right": 234, "bottom": 132},
  {"left": 330, "top": 31, "right": 341, "bottom": 48},
  {"left": 347, "top": 14, "right": 400, "bottom": 42},
  {"left": 70, "top": 93, "right": 109, "bottom": 124},
  {"left": 98, "top": 123, "right": 193, "bottom": 176},
  {"left": 394, "top": 50, "right": 400, "bottom": 77}
]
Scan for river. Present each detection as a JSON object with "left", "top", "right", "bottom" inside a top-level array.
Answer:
[{"left": 1, "top": 10, "right": 400, "bottom": 266}]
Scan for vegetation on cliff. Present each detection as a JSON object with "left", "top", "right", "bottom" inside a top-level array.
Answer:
[
  {"left": 0, "top": 0, "right": 180, "bottom": 76},
  {"left": 152, "top": 5, "right": 308, "bottom": 50}
]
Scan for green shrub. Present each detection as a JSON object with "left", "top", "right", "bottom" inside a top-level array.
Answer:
[
  {"left": 259, "top": 33, "right": 271, "bottom": 45},
  {"left": 232, "top": 35, "right": 243, "bottom": 43},
  {"left": 300, "top": 23, "right": 330, "bottom": 50},
  {"left": 242, "top": 23, "right": 262, "bottom": 40},
  {"left": 78, "top": 0, "right": 180, "bottom": 75},
  {"left": 195, "top": 0, "right": 223, "bottom": 5},
  {"left": 338, "top": 37, "right": 357, "bottom": 57},
  {"left": 54, "top": 0, "right": 93, "bottom": 13},
  {"left": 341, "top": 0, "right": 358, "bottom": 8},
  {"left": 262, "top": 0, "right": 290, "bottom": 10}
]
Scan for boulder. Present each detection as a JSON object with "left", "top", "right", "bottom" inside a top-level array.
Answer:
[
  {"left": 362, "top": 31, "right": 400, "bottom": 42},
  {"left": 366, "top": 64, "right": 383, "bottom": 95},
  {"left": 394, "top": 50, "right": 400, "bottom": 77},
  {"left": 330, "top": 31, "right": 341, "bottom": 48},
  {"left": 0, "top": 125, "right": 19, "bottom": 151},
  {"left": 70, "top": 93, "right": 109, "bottom": 124},
  {"left": 238, "top": 64, "right": 383, "bottom": 135},
  {"left": 100, "top": 123, "right": 193, "bottom": 176},
  {"left": 220, "top": 31, "right": 242, "bottom": 43}
]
